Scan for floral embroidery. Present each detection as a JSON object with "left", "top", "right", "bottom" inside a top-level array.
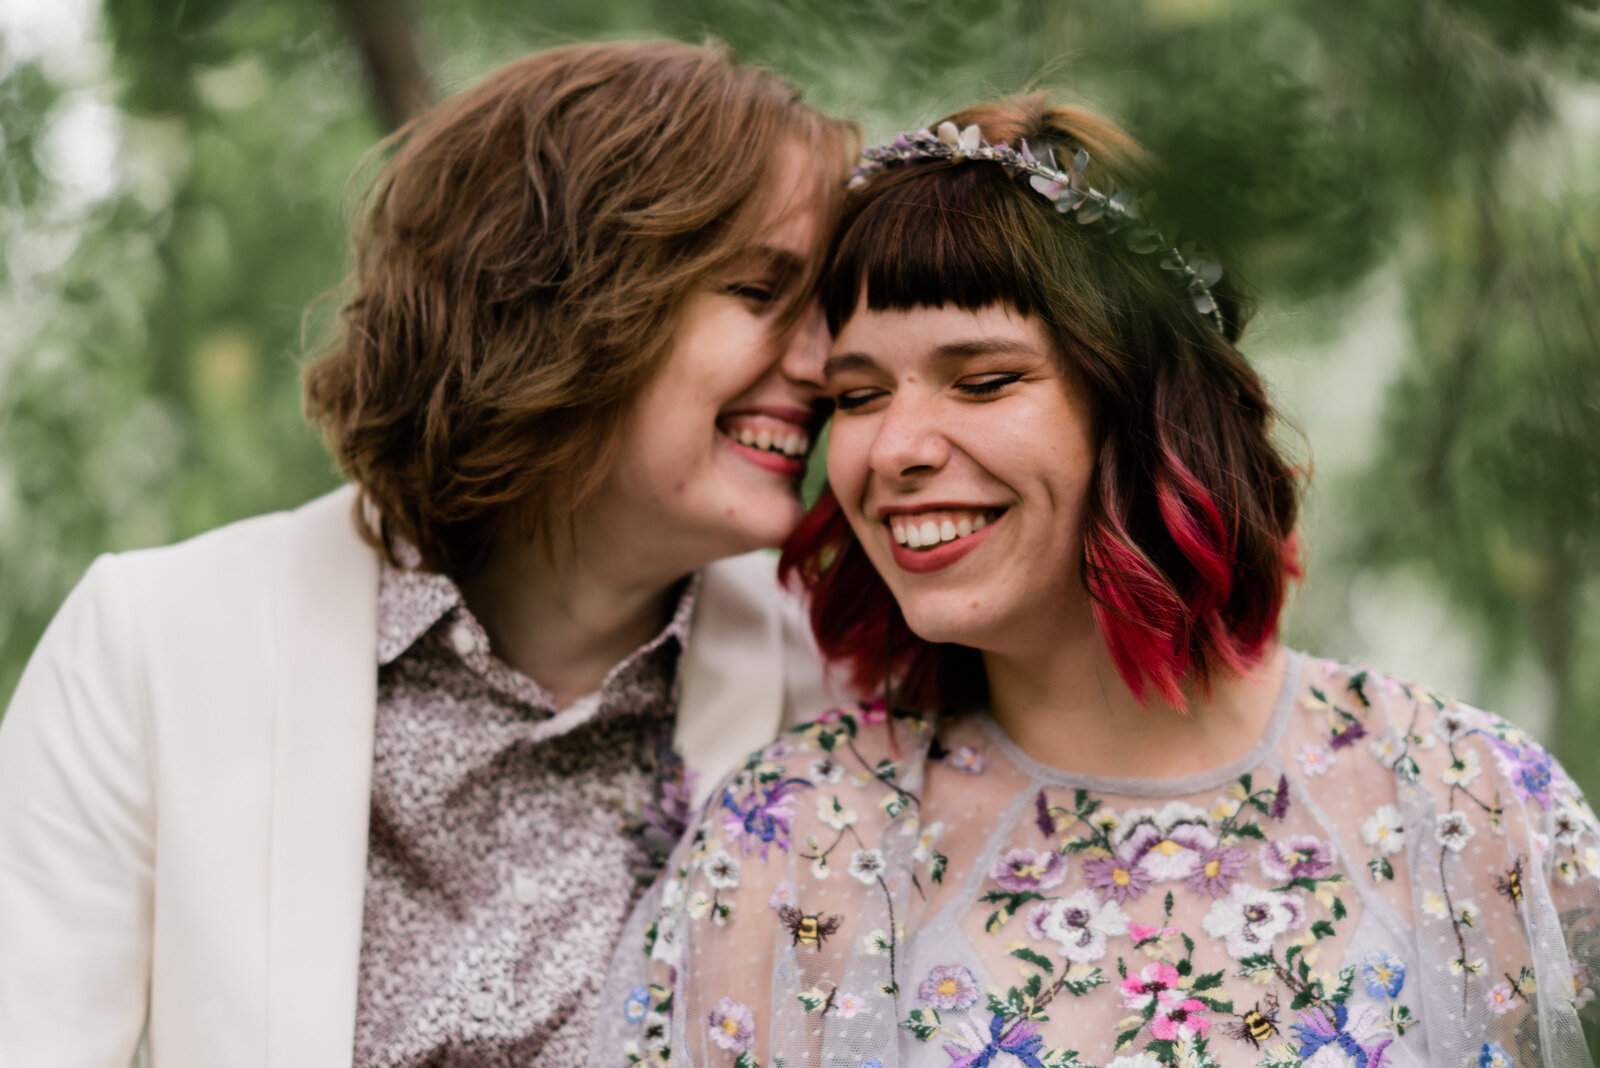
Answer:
[
  {"left": 1289, "top": 1002, "right": 1392, "bottom": 1066},
  {"left": 918, "top": 964, "right": 980, "bottom": 1010},
  {"left": 1027, "top": 890, "right": 1130, "bottom": 963},
  {"left": 1359, "top": 952, "right": 1405, "bottom": 998},
  {"left": 707, "top": 997, "right": 756, "bottom": 1053},
  {"left": 992, "top": 847, "right": 1069, "bottom": 892},
  {"left": 1201, "top": 882, "right": 1307, "bottom": 960}
]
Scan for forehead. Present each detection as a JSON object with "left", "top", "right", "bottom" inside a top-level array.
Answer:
[{"left": 741, "top": 139, "right": 837, "bottom": 260}]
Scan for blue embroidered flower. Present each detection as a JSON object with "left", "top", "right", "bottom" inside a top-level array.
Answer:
[
  {"left": 1479, "top": 1042, "right": 1513, "bottom": 1068},
  {"left": 1360, "top": 951, "right": 1406, "bottom": 998},
  {"left": 623, "top": 984, "right": 651, "bottom": 1023}
]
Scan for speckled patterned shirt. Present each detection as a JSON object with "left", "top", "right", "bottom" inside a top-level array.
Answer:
[{"left": 351, "top": 559, "right": 698, "bottom": 1068}]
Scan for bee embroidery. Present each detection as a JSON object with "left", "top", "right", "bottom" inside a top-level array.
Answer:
[
  {"left": 778, "top": 905, "right": 843, "bottom": 949},
  {"left": 1222, "top": 994, "right": 1280, "bottom": 1049},
  {"left": 1495, "top": 855, "right": 1525, "bottom": 904}
]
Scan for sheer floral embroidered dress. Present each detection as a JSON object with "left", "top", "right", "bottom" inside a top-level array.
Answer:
[{"left": 594, "top": 652, "right": 1600, "bottom": 1068}]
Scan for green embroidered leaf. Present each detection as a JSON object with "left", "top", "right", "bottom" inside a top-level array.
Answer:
[
  {"left": 1367, "top": 857, "right": 1394, "bottom": 883},
  {"left": 1395, "top": 755, "right": 1421, "bottom": 784},
  {"left": 1233, "top": 822, "right": 1267, "bottom": 841},
  {"left": 1163, "top": 891, "right": 1175, "bottom": 917},
  {"left": 1289, "top": 988, "right": 1315, "bottom": 1011},
  {"left": 931, "top": 852, "right": 948, "bottom": 884},
  {"left": 1389, "top": 1003, "right": 1416, "bottom": 1036},
  {"left": 1113, "top": 1026, "right": 1142, "bottom": 1052},
  {"left": 734, "top": 1052, "right": 761, "bottom": 1068},
  {"left": 796, "top": 987, "right": 828, "bottom": 1013},
  {"left": 986, "top": 906, "right": 1015, "bottom": 934},
  {"left": 900, "top": 1007, "right": 942, "bottom": 1041},
  {"left": 1181, "top": 933, "right": 1196, "bottom": 957},
  {"left": 1311, "top": 920, "right": 1336, "bottom": 940},
  {"left": 1060, "top": 966, "right": 1108, "bottom": 997},
  {"left": 874, "top": 758, "right": 899, "bottom": 781},
  {"left": 1331, "top": 896, "right": 1348, "bottom": 921},
  {"left": 1234, "top": 953, "right": 1276, "bottom": 979},
  {"left": 986, "top": 989, "right": 1009, "bottom": 1015},
  {"left": 1189, "top": 971, "right": 1223, "bottom": 992},
  {"left": 1040, "top": 1048, "right": 1089, "bottom": 1068},
  {"left": 1240, "top": 773, "right": 1254, "bottom": 794},
  {"left": 1198, "top": 996, "right": 1234, "bottom": 1014},
  {"left": 1009, "top": 945, "right": 1055, "bottom": 975}
]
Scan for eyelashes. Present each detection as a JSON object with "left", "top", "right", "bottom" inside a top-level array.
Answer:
[{"left": 832, "top": 372, "right": 1025, "bottom": 411}]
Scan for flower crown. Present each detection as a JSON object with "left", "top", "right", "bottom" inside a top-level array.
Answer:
[{"left": 849, "top": 121, "right": 1226, "bottom": 334}]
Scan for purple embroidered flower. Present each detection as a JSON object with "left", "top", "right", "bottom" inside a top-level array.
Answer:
[
  {"left": 1029, "top": 890, "right": 1130, "bottom": 963},
  {"left": 918, "top": 964, "right": 980, "bottom": 1010},
  {"left": 1486, "top": 735, "right": 1556, "bottom": 809},
  {"left": 1329, "top": 717, "right": 1368, "bottom": 749},
  {"left": 990, "top": 847, "right": 1068, "bottom": 892},
  {"left": 1083, "top": 853, "right": 1152, "bottom": 904},
  {"left": 707, "top": 997, "right": 756, "bottom": 1053},
  {"left": 1121, "top": 821, "right": 1217, "bottom": 881},
  {"left": 1291, "top": 1003, "right": 1393, "bottom": 1068},
  {"left": 943, "top": 1014, "right": 1045, "bottom": 1068},
  {"left": 1185, "top": 843, "right": 1247, "bottom": 898},
  {"left": 720, "top": 777, "right": 810, "bottom": 858},
  {"left": 623, "top": 984, "right": 651, "bottom": 1023},
  {"left": 1034, "top": 790, "right": 1057, "bottom": 838},
  {"left": 1259, "top": 835, "right": 1336, "bottom": 882},
  {"left": 1270, "top": 774, "right": 1292, "bottom": 819}
]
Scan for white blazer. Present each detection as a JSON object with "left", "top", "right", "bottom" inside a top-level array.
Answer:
[{"left": 0, "top": 487, "right": 837, "bottom": 1068}]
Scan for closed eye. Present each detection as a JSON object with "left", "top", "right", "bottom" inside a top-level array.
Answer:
[
  {"left": 726, "top": 283, "right": 778, "bottom": 304},
  {"left": 833, "top": 387, "right": 885, "bottom": 411},
  {"left": 956, "top": 372, "right": 1024, "bottom": 396}
]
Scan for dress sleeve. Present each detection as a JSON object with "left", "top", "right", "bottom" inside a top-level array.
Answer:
[
  {"left": 0, "top": 555, "right": 155, "bottom": 1067},
  {"left": 593, "top": 705, "right": 931, "bottom": 1068},
  {"left": 1394, "top": 689, "right": 1600, "bottom": 1067}
]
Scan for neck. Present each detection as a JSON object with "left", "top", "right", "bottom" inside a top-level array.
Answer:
[
  {"left": 458, "top": 512, "right": 691, "bottom": 710},
  {"left": 983, "top": 624, "right": 1287, "bottom": 780}
]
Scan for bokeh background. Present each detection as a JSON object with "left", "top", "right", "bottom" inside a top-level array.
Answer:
[{"left": 1, "top": 0, "right": 1597, "bottom": 794}]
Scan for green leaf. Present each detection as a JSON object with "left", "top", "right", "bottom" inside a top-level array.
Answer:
[
  {"left": 1190, "top": 971, "right": 1223, "bottom": 991},
  {"left": 1311, "top": 920, "right": 1336, "bottom": 940},
  {"left": 1114, "top": 1026, "right": 1142, "bottom": 1052},
  {"left": 1331, "top": 896, "right": 1348, "bottom": 920},
  {"left": 1009, "top": 944, "right": 1055, "bottom": 975},
  {"left": 734, "top": 1052, "right": 761, "bottom": 1068},
  {"left": 1367, "top": 857, "right": 1394, "bottom": 883},
  {"left": 986, "top": 907, "right": 1014, "bottom": 934},
  {"left": 900, "top": 1007, "right": 942, "bottom": 1041},
  {"left": 931, "top": 852, "right": 948, "bottom": 884},
  {"left": 1234, "top": 822, "right": 1267, "bottom": 841}
]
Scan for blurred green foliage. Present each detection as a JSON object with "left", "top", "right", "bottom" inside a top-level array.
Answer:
[{"left": 1, "top": 0, "right": 1597, "bottom": 795}]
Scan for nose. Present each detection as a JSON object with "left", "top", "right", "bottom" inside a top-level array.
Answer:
[
  {"left": 868, "top": 388, "right": 948, "bottom": 482},
  {"left": 777, "top": 298, "right": 829, "bottom": 394}
]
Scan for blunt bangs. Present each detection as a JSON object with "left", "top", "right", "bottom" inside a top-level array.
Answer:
[{"left": 821, "top": 162, "right": 1063, "bottom": 332}]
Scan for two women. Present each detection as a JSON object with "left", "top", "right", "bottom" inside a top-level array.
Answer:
[
  {"left": 0, "top": 41, "right": 850, "bottom": 1066},
  {"left": 598, "top": 99, "right": 1600, "bottom": 1068}
]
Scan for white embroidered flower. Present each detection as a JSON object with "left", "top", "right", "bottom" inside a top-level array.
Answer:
[
  {"left": 1552, "top": 806, "right": 1588, "bottom": 847},
  {"left": 1106, "top": 1056, "right": 1164, "bottom": 1068},
  {"left": 1029, "top": 889, "right": 1130, "bottom": 964},
  {"left": 1360, "top": 805, "right": 1406, "bottom": 856},
  {"left": 1437, "top": 710, "right": 1468, "bottom": 739},
  {"left": 1368, "top": 732, "right": 1403, "bottom": 768},
  {"left": 818, "top": 794, "right": 857, "bottom": 830},
  {"left": 831, "top": 991, "right": 867, "bottom": 1018},
  {"left": 811, "top": 856, "right": 830, "bottom": 880},
  {"left": 848, "top": 849, "right": 887, "bottom": 885},
  {"left": 1201, "top": 882, "right": 1307, "bottom": 960},
  {"left": 808, "top": 755, "right": 845, "bottom": 784},
  {"left": 861, "top": 928, "right": 890, "bottom": 955},
  {"left": 1422, "top": 890, "right": 1449, "bottom": 919},
  {"left": 1441, "top": 748, "right": 1481, "bottom": 787},
  {"left": 1297, "top": 742, "right": 1336, "bottom": 776},
  {"left": 650, "top": 924, "right": 681, "bottom": 964},
  {"left": 703, "top": 848, "right": 742, "bottom": 890},
  {"left": 1435, "top": 811, "right": 1475, "bottom": 853},
  {"left": 912, "top": 821, "right": 946, "bottom": 863},
  {"left": 688, "top": 891, "right": 713, "bottom": 918},
  {"left": 1457, "top": 900, "right": 1481, "bottom": 926},
  {"left": 659, "top": 878, "right": 684, "bottom": 911},
  {"left": 1555, "top": 857, "right": 1581, "bottom": 885}
]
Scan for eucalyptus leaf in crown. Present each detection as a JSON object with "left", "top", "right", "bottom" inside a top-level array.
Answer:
[{"left": 849, "top": 121, "right": 1226, "bottom": 331}]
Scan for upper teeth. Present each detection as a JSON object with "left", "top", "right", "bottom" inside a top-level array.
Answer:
[
  {"left": 890, "top": 510, "right": 994, "bottom": 549},
  {"left": 733, "top": 426, "right": 808, "bottom": 458}
]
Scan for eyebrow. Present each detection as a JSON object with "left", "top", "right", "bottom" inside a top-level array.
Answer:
[
  {"left": 825, "top": 336, "right": 1043, "bottom": 378},
  {"left": 726, "top": 245, "right": 805, "bottom": 279}
]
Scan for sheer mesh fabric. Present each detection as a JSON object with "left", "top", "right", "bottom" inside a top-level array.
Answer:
[{"left": 595, "top": 652, "right": 1600, "bottom": 1067}]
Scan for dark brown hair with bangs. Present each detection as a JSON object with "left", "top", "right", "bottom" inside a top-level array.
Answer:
[
  {"left": 304, "top": 40, "right": 853, "bottom": 577},
  {"left": 782, "top": 94, "right": 1301, "bottom": 710}
]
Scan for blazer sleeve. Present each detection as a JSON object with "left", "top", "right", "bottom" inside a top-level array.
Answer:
[{"left": 0, "top": 554, "right": 154, "bottom": 1067}]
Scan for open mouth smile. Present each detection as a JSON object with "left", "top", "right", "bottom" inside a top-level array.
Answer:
[
  {"left": 887, "top": 507, "right": 1005, "bottom": 550},
  {"left": 716, "top": 411, "right": 814, "bottom": 475}
]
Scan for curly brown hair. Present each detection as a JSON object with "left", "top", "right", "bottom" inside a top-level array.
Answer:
[{"left": 304, "top": 40, "right": 854, "bottom": 577}]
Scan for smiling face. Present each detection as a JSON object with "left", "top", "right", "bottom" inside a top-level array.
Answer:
[
  {"left": 600, "top": 159, "right": 831, "bottom": 574},
  {"left": 825, "top": 300, "right": 1099, "bottom": 656}
]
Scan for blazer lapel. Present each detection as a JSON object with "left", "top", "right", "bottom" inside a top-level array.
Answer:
[{"left": 264, "top": 488, "right": 380, "bottom": 1068}]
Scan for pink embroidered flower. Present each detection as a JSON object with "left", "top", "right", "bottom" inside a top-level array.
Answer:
[
  {"left": 1083, "top": 853, "right": 1152, "bottom": 904},
  {"left": 945, "top": 747, "right": 985, "bottom": 774},
  {"left": 918, "top": 964, "right": 980, "bottom": 1010},
  {"left": 1121, "top": 821, "right": 1216, "bottom": 881},
  {"left": 990, "top": 847, "right": 1069, "bottom": 892},
  {"left": 1151, "top": 991, "right": 1211, "bottom": 1041},
  {"left": 1120, "top": 961, "right": 1181, "bottom": 1010},
  {"left": 1487, "top": 982, "right": 1516, "bottom": 1014},
  {"left": 707, "top": 997, "right": 756, "bottom": 1052},
  {"left": 1259, "top": 835, "right": 1336, "bottom": 882},
  {"left": 831, "top": 991, "right": 867, "bottom": 1018},
  {"left": 1297, "top": 742, "right": 1335, "bottom": 775},
  {"left": 857, "top": 697, "right": 889, "bottom": 725},
  {"left": 1185, "top": 844, "right": 1246, "bottom": 898},
  {"left": 1128, "top": 922, "right": 1181, "bottom": 947}
]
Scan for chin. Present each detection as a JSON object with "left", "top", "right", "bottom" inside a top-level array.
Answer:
[{"left": 894, "top": 592, "right": 1006, "bottom": 649}]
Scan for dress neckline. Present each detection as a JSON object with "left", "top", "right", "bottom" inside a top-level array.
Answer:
[{"left": 971, "top": 648, "right": 1304, "bottom": 797}]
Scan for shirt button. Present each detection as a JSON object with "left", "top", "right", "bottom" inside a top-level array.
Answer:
[
  {"left": 448, "top": 619, "right": 480, "bottom": 658},
  {"left": 514, "top": 872, "right": 541, "bottom": 905},
  {"left": 467, "top": 991, "right": 495, "bottom": 1020}
]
